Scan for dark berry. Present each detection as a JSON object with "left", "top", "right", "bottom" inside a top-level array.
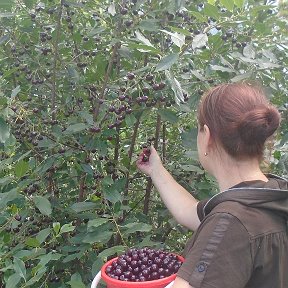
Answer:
[
  {"left": 145, "top": 74, "right": 154, "bottom": 81},
  {"left": 120, "top": 8, "right": 128, "bottom": 15},
  {"left": 125, "top": 20, "right": 133, "bottom": 27},
  {"left": 14, "top": 214, "right": 22, "bottom": 221},
  {"left": 126, "top": 72, "right": 135, "bottom": 80},
  {"left": 118, "top": 94, "right": 126, "bottom": 101}
]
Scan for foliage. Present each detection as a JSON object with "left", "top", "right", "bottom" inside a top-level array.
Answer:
[{"left": 0, "top": 0, "right": 287, "bottom": 287}]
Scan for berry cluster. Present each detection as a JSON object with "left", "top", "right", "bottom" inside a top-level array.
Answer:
[{"left": 105, "top": 247, "right": 183, "bottom": 282}]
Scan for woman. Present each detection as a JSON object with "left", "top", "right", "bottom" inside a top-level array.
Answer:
[{"left": 136, "top": 82, "right": 288, "bottom": 288}]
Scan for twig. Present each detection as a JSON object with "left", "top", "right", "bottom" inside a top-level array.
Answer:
[
  {"left": 78, "top": 173, "right": 87, "bottom": 202},
  {"left": 51, "top": 0, "right": 65, "bottom": 121},
  {"left": 162, "top": 123, "right": 166, "bottom": 164},
  {"left": 94, "top": 43, "right": 121, "bottom": 120},
  {"left": 143, "top": 114, "right": 162, "bottom": 214}
]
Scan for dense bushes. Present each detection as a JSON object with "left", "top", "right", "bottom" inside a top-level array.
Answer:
[{"left": 0, "top": 0, "right": 287, "bottom": 286}]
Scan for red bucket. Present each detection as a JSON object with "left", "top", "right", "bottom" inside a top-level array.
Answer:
[{"left": 101, "top": 254, "right": 184, "bottom": 288}]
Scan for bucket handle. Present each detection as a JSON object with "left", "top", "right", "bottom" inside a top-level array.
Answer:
[
  {"left": 91, "top": 271, "right": 101, "bottom": 288},
  {"left": 90, "top": 272, "right": 174, "bottom": 288}
]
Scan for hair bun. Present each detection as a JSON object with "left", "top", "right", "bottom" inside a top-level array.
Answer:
[{"left": 237, "top": 106, "right": 281, "bottom": 144}]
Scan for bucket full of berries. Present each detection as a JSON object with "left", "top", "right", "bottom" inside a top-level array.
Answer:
[{"left": 91, "top": 247, "right": 184, "bottom": 288}]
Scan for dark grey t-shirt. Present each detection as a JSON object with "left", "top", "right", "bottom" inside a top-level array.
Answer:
[{"left": 177, "top": 180, "right": 288, "bottom": 288}]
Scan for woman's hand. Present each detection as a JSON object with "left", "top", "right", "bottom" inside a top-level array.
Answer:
[{"left": 136, "top": 145, "right": 163, "bottom": 177}]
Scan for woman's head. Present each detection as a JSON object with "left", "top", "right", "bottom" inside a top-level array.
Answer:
[{"left": 197, "top": 82, "right": 281, "bottom": 160}]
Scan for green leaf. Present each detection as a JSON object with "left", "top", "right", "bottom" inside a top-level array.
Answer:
[
  {"left": 160, "top": 30, "right": 185, "bottom": 48},
  {"left": 243, "top": 44, "right": 256, "bottom": 59},
  {"left": 0, "top": 34, "right": 9, "bottom": 45},
  {"left": 33, "top": 196, "right": 52, "bottom": 216},
  {"left": 0, "top": 117, "right": 10, "bottom": 143},
  {"left": 87, "top": 27, "right": 106, "bottom": 37},
  {"left": 11, "top": 85, "right": 21, "bottom": 98},
  {"left": 210, "top": 65, "right": 235, "bottom": 72},
  {"left": 169, "top": 27, "right": 192, "bottom": 37},
  {"left": 37, "top": 138, "right": 56, "bottom": 148},
  {"left": 138, "top": 19, "right": 160, "bottom": 31},
  {"left": 13, "top": 258, "right": 26, "bottom": 280},
  {"left": 67, "top": 273, "right": 86, "bottom": 288},
  {"left": 203, "top": 3, "right": 220, "bottom": 20},
  {"left": 189, "top": 11, "right": 207, "bottom": 22},
  {"left": 35, "top": 157, "right": 56, "bottom": 174},
  {"left": 234, "top": 0, "right": 244, "bottom": 9},
  {"left": 181, "top": 164, "right": 204, "bottom": 174},
  {"left": 157, "top": 109, "right": 179, "bottom": 124},
  {"left": 103, "top": 178, "right": 125, "bottom": 204},
  {"left": 53, "top": 222, "right": 61, "bottom": 235},
  {"left": 125, "top": 114, "right": 137, "bottom": 126},
  {"left": 6, "top": 273, "right": 21, "bottom": 288},
  {"left": 103, "top": 183, "right": 122, "bottom": 204},
  {"left": 155, "top": 53, "right": 179, "bottom": 72},
  {"left": 220, "top": 0, "right": 234, "bottom": 11},
  {"left": 0, "top": 96, "right": 8, "bottom": 109},
  {"left": 135, "top": 30, "right": 154, "bottom": 47},
  {"left": 122, "top": 222, "right": 152, "bottom": 235},
  {"left": 70, "top": 202, "right": 97, "bottom": 213},
  {"left": 14, "top": 160, "right": 29, "bottom": 178},
  {"left": 36, "top": 228, "right": 51, "bottom": 244},
  {"left": 87, "top": 218, "right": 109, "bottom": 229},
  {"left": 0, "top": 0, "right": 13, "bottom": 9},
  {"left": 83, "top": 230, "right": 113, "bottom": 244},
  {"left": 184, "top": 150, "right": 199, "bottom": 160},
  {"left": 280, "top": 132, "right": 288, "bottom": 146},
  {"left": 128, "top": 43, "right": 160, "bottom": 54},
  {"left": 80, "top": 163, "right": 94, "bottom": 175},
  {"left": 107, "top": 3, "right": 116, "bottom": 16},
  {"left": 0, "top": 12, "right": 15, "bottom": 18},
  {"left": 0, "top": 176, "right": 14, "bottom": 186},
  {"left": 67, "top": 65, "right": 80, "bottom": 83},
  {"left": 63, "top": 252, "right": 84, "bottom": 263},
  {"left": 97, "top": 246, "right": 126, "bottom": 260},
  {"left": 181, "top": 128, "right": 198, "bottom": 150},
  {"left": 190, "top": 70, "right": 206, "bottom": 81},
  {"left": 60, "top": 223, "right": 75, "bottom": 234},
  {"left": 165, "top": 70, "right": 184, "bottom": 104},
  {"left": 24, "top": 270, "right": 46, "bottom": 287},
  {"left": 230, "top": 72, "right": 253, "bottom": 82},
  {"left": 65, "top": 123, "right": 88, "bottom": 134},
  {"left": 192, "top": 33, "right": 208, "bottom": 49},
  {"left": 25, "top": 237, "right": 40, "bottom": 248},
  {"left": 78, "top": 111, "right": 94, "bottom": 125},
  {"left": 0, "top": 189, "right": 20, "bottom": 210},
  {"left": 37, "top": 252, "right": 62, "bottom": 267},
  {"left": 92, "top": 258, "right": 104, "bottom": 278}
]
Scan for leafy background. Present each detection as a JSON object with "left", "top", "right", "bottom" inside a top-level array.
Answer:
[{"left": 0, "top": 0, "right": 287, "bottom": 287}]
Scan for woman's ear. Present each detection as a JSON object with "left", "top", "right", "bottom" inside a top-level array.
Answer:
[{"left": 203, "top": 124, "right": 212, "bottom": 152}]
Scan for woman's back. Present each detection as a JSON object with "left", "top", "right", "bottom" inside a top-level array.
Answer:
[{"left": 178, "top": 176, "right": 288, "bottom": 288}]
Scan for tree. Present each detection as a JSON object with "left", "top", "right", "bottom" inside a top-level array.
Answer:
[{"left": 0, "top": 0, "right": 287, "bottom": 286}]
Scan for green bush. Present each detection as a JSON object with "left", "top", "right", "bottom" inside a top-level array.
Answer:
[{"left": 0, "top": 0, "right": 287, "bottom": 286}]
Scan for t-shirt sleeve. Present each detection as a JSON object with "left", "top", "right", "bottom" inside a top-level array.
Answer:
[{"left": 177, "top": 212, "right": 253, "bottom": 288}]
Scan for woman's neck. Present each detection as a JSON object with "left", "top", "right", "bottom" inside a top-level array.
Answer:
[{"left": 211, "top": 156, "right": 268, "bottom": 192}]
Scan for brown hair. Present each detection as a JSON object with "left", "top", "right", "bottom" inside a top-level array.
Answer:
[{"left": 197, "top": 82, "right": 281, "bottom": 159}]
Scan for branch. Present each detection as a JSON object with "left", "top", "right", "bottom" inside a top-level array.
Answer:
[
  {"left": 78, "top": 173, "right": 87, "bottom": 202},
  {"left": 51, "top": 0, "right": 65, "bottom": 121},
  {"left": 162, "top": 123, "right": 166, "bottom": 164},
  {"left": 123, "top": 116, "right": 141, "bottom": 214},
  {"left": 94, "top": 43, "right": 121, "bottom": 120},
  {"left": 143, "top": 114, "right": 162, "bottom": 215}
]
